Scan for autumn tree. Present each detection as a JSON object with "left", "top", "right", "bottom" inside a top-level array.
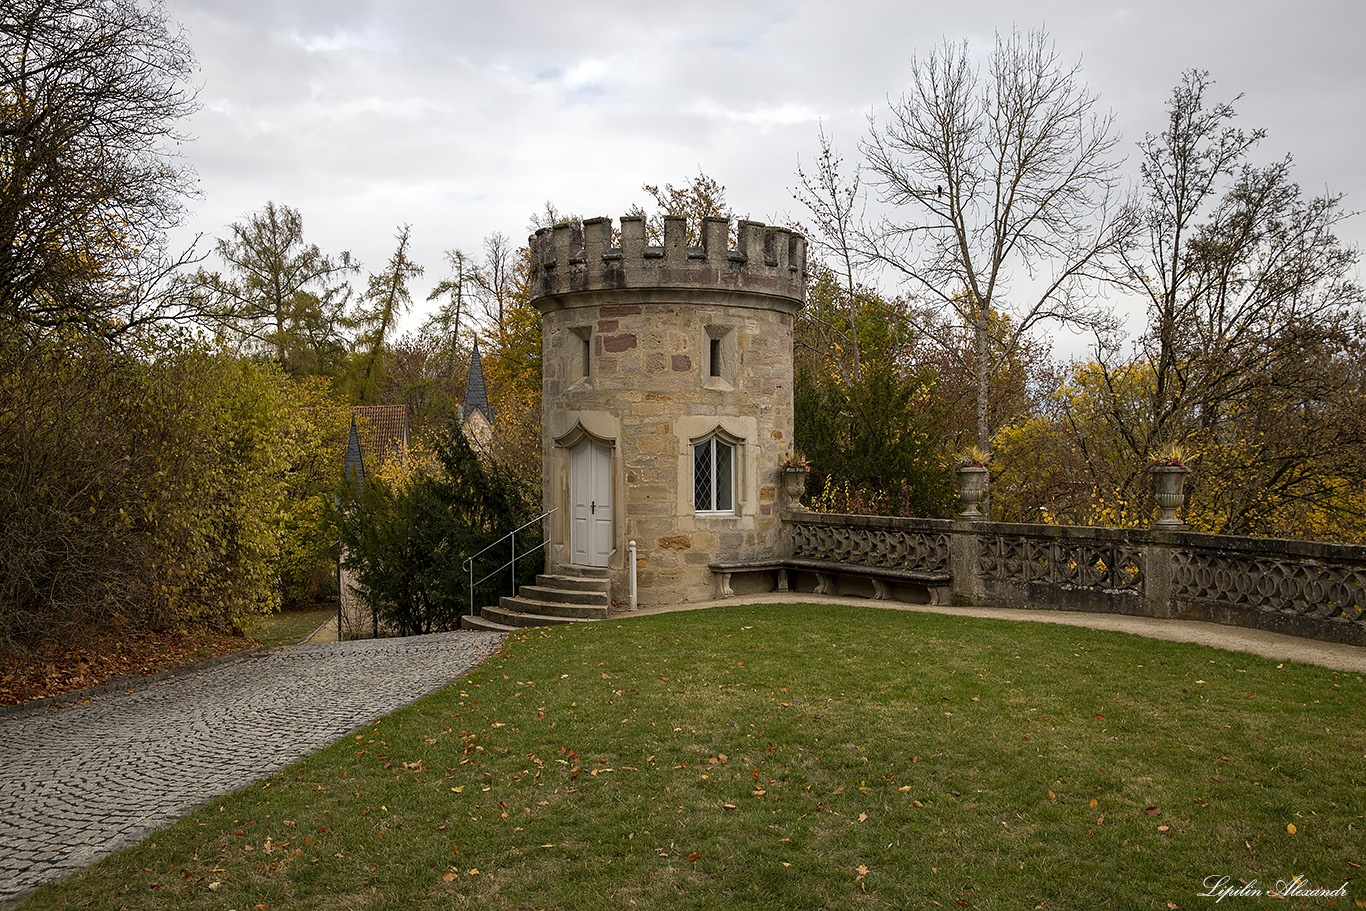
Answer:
[
  {"left": 378, "top": 330, "right": 469, "bottom": 437},
  {"left": 1088, "top": 71, "right": 1365, "bottom": 536},
  {"left": 860, "top": 28, "right": 1130, "bottom": 451},
  {"left": 1112, "top": 70, "right": 1361, "bottom": 447},
  {"left": 480, "top": 288, "right": 543, "bottom": 489},
  {"left": 346, "top": 225, "right": 423, "bottom": 404},
  {"left": 0, "top": 0, "right": 201, "bottom": 337},
  {"left": 635, "top": 171, "right": 735, "bottom": 244},
  {"left": 202, "top": 201, "right": 358, "bottom": 376},
  {"left": 0, "top": 332, "right": 346, "bottom": 648}
]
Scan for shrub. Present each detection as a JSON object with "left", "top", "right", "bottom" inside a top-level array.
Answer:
[{"left": 0, "top": 333, "right": 345, "bottom": 650}]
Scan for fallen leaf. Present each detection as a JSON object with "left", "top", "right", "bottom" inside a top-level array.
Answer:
[
  {"left": 687, "top": 852, "right": 701, "bottom": 862},
  {"left": 1287, "top": 823, "right": 1297, "bottom": 834},
  {"left": 1145, "top": 806, "right": 1161, "bottom": 816},
  {"left": 1089, "top": 799, "right": 1098, "bottom": 809},
  {"left": 442, "top": 872, "right": 455, "bottom": 883},
  {"left": 1048, "top": 790, "right": 1056, "bottom": 801},
  {"left": 858, "top": 812, "right": 868, "bottom": 823},
  {"left": 856, "top": 864, "right": 869, "bottom": 876}
]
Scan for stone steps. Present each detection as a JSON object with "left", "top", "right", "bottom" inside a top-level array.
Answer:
[
  {"left": 459, "top": 566, "right": 611, "bottom": 631},
  {"left": 515, "top": 585, "right": 609, "bottom": 608},
  {"left": 536, "top": 573, "right": 611, "bottom": 594}
]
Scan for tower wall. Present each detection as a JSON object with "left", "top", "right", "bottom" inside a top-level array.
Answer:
[{"left": 531, "top": 215, "right": 805, "bottom": 606}]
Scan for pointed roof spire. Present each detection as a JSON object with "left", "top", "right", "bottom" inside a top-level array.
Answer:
[
  {"left": 344, "top": 414, "right": 365, "bottom": 486},
  {"left": 462, "top": 337, "right": 494, "bottom": 425}
]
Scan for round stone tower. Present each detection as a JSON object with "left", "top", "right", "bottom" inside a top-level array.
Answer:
[{"left": 529, "top": 213, "right": 806, "bottom": 606}]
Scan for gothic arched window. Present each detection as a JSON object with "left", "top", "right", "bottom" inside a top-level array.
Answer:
[{"left": 693, "top": 435, "right": 734, "bottom": 514}]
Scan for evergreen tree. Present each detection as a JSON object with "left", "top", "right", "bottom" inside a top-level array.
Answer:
[{"left": 335, "top": 420, "right": 536, "bottom": 635}]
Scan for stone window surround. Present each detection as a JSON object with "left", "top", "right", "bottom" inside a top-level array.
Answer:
[
  {"left": 567, "top": 324, "right": 594, "bottom": 388},
  {"left": 702, "top": 323, "right": 738, "bottom": 391},
  {"left": 675, "top": 415, "right": 754, "bottom": 519},
  {"left": 693, "top": 434, "right": 735, "bottom": 514}
]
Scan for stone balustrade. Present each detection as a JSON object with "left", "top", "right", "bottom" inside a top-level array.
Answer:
[{"left": 782, "top": 512, "right": 1366, "bottom": 647}]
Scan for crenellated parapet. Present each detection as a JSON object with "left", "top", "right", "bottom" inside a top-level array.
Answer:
[{"left": 528, "top": 215, "right": 806, "bottom": 308}]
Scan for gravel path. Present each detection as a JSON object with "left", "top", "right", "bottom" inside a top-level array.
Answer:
[{"left": 0, "top": 631, "right": 505, "bottom": 907}]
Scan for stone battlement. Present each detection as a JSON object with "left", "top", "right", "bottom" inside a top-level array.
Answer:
[{"left": 528, "top": 215, "right": 805, "bottom": 306}]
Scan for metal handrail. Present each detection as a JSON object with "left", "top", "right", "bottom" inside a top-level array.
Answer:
[{"left": 463, "top": 508, "right": 556, "bottom": 619}]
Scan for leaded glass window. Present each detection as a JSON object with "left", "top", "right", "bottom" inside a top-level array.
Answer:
[{"left": 693, "top": 436, "right": 734, "bottom": 513}]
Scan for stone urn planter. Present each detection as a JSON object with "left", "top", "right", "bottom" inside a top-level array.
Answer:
[
  {"left": 1150, "top": 464, "right": 1191, "bottom": 528},
  {"left": 956, "top": 465, "right": 989, "bottom": 518},
  {"left": 782, "top": 466, "right": 810, "bottom": 511}
]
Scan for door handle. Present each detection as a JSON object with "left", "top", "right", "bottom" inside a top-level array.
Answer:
[{"left": 590, "top": 500, "right": 597, "bottom": 514}]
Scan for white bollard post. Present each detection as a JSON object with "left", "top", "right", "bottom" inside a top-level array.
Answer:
[{"left": 628, "top": 540, "right": 637, "bottom": 611}]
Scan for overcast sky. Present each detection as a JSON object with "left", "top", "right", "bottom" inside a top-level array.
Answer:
[{"left": 163, "top": 0, "right": 1366, "bottom": 358}]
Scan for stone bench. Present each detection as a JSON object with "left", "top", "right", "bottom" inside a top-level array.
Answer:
[{"left": 710, "top": 558, "right": 951, "bottom": 605}]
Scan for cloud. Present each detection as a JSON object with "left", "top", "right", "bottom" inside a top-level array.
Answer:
[{"left": 164, "top": 0, "right": 1366, "bottom": 353}]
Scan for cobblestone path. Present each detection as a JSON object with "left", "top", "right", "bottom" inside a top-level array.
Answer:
[{"left": 0, "top": 631, "right": 505, "bottom": 907}]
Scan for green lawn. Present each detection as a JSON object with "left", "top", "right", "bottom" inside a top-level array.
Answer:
[
  {"left": 253, "top": 604, "right": 337, "bottom": 648},
  {"left": 24, "top": 604, "right": 1365, "bottom": 910}
]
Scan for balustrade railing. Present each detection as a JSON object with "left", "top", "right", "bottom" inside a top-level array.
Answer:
[
  {"left": 788, "top": 513, "right": 950, "bottom": 573},
  {"left": 783, "top": 511, "right": 1366, "bottom": 647}
]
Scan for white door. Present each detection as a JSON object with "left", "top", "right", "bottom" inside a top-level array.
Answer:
[{"left": 570, "top": 438, "right": 613, "bottom": 566}]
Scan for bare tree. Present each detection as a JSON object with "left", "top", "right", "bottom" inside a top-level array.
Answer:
[
  {"left": 0, "top": 0, "right": 200, "bottom": 336},
  {"left": 475, "top": 232, "right": 517, "bottom": 333},
  {"left": 794, "top": 126, "right": 869, "bottom": 380},
  {"left": 425, "top": 248, "right": 480, "bottom": 342},
  {"left": 1111, "top": 70, "right": 1359, "bottom": 454},
  {"left": 1072, "top": 71, "right": 1363, "bottom": 536},
  {"left": 860, "top": 28, "right": 1130, "bottom": 449}
]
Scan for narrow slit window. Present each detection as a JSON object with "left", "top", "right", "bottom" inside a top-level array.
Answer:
[
  {"left": 570, "top": 325, "right": 592, "bottom": 385},
  {"left": 709, "top": 337, "right": 721, "bottom": 377}
]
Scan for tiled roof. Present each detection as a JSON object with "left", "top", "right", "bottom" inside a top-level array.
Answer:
[{"left": 352, "top": 404, "right": 408, "bottom": 469}]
